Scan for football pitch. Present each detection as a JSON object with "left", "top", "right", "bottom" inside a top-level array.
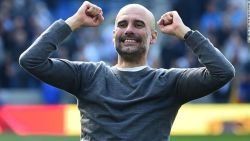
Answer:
[{"left": 0, "top": 134, "right": 249, "bottom": 141}]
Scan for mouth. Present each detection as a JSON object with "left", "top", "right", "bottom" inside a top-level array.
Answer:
[
  {"left": 123, "top": 40, "right": 138, "bottom": 46},
  {"left": 120, "top": 36, "right": 140, "bottom": 46},
  {"left": 124, "top": 39, "right": 137, "bottom": 44}
]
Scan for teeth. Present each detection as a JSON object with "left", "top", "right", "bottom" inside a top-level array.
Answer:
[{"left": 124, "top": 39, "right": 136, "bottom": 43}]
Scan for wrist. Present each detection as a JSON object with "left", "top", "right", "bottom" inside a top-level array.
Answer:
[
  {"left": 65, "top": 16, "right": 80, "bottom": 31},
  {"left": 176, "top": 26, "right": 191, "bottom": 40}
]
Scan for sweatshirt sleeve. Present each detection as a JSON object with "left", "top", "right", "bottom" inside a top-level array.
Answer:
[
  {"left": 19, "top": 19, "right": 83, "bottom": 95},
  {"left": 175, "top": 31, "right": 235, "bottom": 103}
]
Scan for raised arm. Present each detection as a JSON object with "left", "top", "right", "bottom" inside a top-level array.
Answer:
[
  {"left": 19, "top": 1, "right": 104, "bottom": 94},
  {"left": 157, "top": 11, "right": 235, "bottom": 103}
]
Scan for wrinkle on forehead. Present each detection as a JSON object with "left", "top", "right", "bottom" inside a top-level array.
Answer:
[{"left": 115, "top": 4, "right": 155, "bottom": 30}]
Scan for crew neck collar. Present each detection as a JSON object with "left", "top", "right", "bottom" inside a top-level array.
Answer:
[{"left": 115, "top": 66, "right": 148, "bottom": 72}]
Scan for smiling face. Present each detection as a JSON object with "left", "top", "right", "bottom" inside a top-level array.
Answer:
[{"left": 113, "top": 4, "right": 157, "bottom": 62}]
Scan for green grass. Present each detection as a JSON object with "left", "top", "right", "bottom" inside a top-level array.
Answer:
[
  {"left": 170, "top": 135, "right": 250, "bottom": 141},
  {"left": 0, "top": 134, "right": 249, "bottom": 141},
  {"left": 0, "top": 133, "right": 79, "bottom": 141}
]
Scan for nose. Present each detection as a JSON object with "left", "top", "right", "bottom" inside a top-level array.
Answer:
[{"left": 124, "top": 24, "right": 134, "bottom": 35}]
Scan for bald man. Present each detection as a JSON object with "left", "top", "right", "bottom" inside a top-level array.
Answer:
[{"left": 19, "top": 1, "right": 235, "bottom": 141}]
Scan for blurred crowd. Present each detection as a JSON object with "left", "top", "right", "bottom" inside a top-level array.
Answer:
[{"left": 0, "top": 0, "right": 249, "bottom": 103}]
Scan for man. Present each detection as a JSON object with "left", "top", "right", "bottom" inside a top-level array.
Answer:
[{"left": 19, "top": 1, "right": 235, "bottom": 141}]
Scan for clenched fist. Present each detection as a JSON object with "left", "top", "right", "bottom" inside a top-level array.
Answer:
[
  {"left": 157, "top": 11, "right": 190, "bottom": 40},
  {"left": 66, "top": 1, "right": 104, "bottom": 31}
]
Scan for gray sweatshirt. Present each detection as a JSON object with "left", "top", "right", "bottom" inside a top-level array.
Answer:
[{"left": 19, "top": 20, "right": 235, "bottom": 141}]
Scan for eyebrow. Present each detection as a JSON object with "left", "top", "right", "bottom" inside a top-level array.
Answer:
[
  {"left": 116, "top": 19, "right": 146, "bottom": 25},
  {"left": 134, "top": 20, "right": 145, "bottom": 25},
  {"left": 117, "top": 20, "right": 126, "bottom": 24}
]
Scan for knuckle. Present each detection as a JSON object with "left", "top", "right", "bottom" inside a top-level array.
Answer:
[{"left": 84, "top": 1, "right": 90, "bottom": 5}]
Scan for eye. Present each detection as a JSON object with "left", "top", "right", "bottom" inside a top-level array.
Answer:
[
  {"left": 134, "top": 21, "right": 145, "bottom": 28},
  {"left": 117, "top": 21, "right": 127, "bottom": 28}
]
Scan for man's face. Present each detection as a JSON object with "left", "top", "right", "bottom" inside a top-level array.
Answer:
[{"left": 113, "top": 6, "right": 156, "bottom": 60}]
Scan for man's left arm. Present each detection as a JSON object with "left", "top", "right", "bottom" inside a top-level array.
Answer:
[
  {"left": 158, "top": 11, "right": 235, "bottom": 103},
  {"left": 177, "top": 30, "right": 235, "bottom": 103}
]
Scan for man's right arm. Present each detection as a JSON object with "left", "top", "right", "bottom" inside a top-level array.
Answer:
[
  {"left": 19, "top": 1, "right": 104, "bottom": 94},
  {"left": 19, "top": 20, "right": 82, "bottom": 94}
]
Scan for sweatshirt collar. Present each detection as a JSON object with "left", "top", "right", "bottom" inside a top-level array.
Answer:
[{"left": 115, "top": 66, "right": 147, "bottom": 72}]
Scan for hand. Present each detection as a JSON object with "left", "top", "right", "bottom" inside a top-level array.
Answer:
[
  {"left": 66, "top": 1, "right": 104, "bottom": 31},
  {"left": 157, "top": 11, "right": 190, "bottom": 40}
]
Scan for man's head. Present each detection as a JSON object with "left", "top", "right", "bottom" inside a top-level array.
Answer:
[{"left": 113, "top": 4, "right": 157, "bottom": 62}]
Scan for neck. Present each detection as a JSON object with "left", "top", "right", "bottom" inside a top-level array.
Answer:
[{"left": 116, "top": 55, "right": 147, "bottom": 68}]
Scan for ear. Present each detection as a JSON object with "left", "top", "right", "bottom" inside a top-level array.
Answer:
[
  {"left": 112, "top": 30, "right": 115, "bottom": 43},
  {"left": 150, "top": 30, "right": 157, "bottom": 44}
]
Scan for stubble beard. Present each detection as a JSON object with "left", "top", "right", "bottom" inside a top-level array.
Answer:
[
  {"left": 115, "top": 42, "right": 146, "bottom": 62},
  {"left": 115, "top": 34, "right": 147, "bottom": 62}
]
